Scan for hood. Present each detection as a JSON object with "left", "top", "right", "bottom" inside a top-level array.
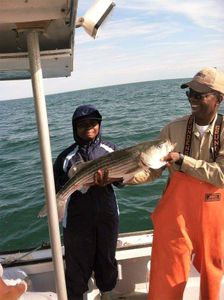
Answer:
[{"left": 72, "top": 104, "right": 102, "bottom": 144}]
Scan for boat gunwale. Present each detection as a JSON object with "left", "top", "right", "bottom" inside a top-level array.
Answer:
[{"left": 0, "top": 230, "right": 153, "bottom": 268}]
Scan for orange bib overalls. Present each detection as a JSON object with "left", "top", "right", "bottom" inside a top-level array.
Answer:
[{"left": 148, "top": 171, "right": 224, "bottom": 300}]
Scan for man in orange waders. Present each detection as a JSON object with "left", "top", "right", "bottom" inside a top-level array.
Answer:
[{"left": 128, "top": 67, "right": 224, "bottom": 300}]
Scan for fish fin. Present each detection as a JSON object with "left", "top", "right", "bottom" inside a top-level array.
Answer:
[
  {"left": 77, "top": 185, "right": 90, "bottom": 194},
  {"left": 122, "top": 174, "right": 136, "bottom": 184},
  {"left": 38, "top": 196, "right": 68, "bottom": 222},
  {"left": 76, "top": 181, "right": 94, "bottom": 194},
  {"left": 57, "top": 197, "right": 67, "bottom": 222}
]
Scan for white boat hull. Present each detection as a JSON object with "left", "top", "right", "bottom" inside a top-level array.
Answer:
[{"left": 1, "top": 230, "right": 224, "bottom": 299}]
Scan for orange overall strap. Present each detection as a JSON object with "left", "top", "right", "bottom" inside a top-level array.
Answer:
[
  {"left": 183, "top": 114, "right": 223, "bottom": 160},
  {"left": 183, "top": 115, "right": 194, "bottom": 156},
  {"left": 148, "top": 172, "right": 224, "bottom": 300},
  {"left": 212, "top": 113, "right": 223, "bottom": 161}
]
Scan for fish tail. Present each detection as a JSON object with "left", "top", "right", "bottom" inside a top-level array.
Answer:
[
  {"left": 37, "top": 194, "right": 66, "bottom": 222},
  {"left": 57, "top": 195, "right": 67, "bottom": 222},
  {"left": 38, "top": 204, "right": 47, "bottom": 218}
]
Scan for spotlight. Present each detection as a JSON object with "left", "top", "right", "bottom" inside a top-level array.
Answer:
[{"left": 76, "top": 0, "right": 115, "bottom": 38}]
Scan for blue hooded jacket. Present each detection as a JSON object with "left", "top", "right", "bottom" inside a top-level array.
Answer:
[{"left": 53, "top": 105, "right": 119, "bottom": 228}]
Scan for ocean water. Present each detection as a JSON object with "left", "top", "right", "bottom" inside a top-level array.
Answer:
[{"left": 1, "top": 79, "right": 220, "bottom": 252}]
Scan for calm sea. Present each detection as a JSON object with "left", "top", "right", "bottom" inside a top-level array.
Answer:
[{"left": 1, "top": 79, "right": 222, "bottom": 252}]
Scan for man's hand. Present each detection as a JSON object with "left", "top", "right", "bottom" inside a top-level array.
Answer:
[
  {"left": 162, "top": 152, "right": 184, "bottom": 167},
  {"left": 93, "top": 169, "right": 122, "bottom": 186},
  {"left": 0, "top": 278, "right": 27, "bottom": 300}
]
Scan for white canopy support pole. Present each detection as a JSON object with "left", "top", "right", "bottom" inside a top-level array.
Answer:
[{"left": 26, "top": 29, "right": 68, "bottom": 300}]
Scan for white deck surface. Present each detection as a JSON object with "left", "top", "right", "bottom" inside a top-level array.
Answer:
[{"left": 2, "top": 231, "right": 224, "bottom": 300}]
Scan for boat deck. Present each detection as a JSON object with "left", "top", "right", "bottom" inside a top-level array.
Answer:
[
  {"left": 101, "top": 292, "right": 147, "bottom": 300},
  {"left": 2, "top": 231, "right": 224, "bottom": 299}
]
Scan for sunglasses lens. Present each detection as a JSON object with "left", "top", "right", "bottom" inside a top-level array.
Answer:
[
  {"left": 77, "top": 119, "right": 99, "bottom": 128},
  {"left": 186, "top": 89, "right": 216, "bottom": 101},
  {"left": 186, "top": 90, "right": 202, "bottom": 100}
]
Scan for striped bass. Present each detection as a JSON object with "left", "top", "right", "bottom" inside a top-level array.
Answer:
[{"left": 39, "top": 139, "right": 174, "bottom": 221}]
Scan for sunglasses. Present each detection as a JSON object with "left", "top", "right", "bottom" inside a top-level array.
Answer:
[
  {"left": 186, "top": 89, "right": 215, "bottom": 100},
  {"left": 76, "top": 119, "right": 99, "bottom": 128}
]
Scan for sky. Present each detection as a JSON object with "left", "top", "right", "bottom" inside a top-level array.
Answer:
[{"left": 0, "top": 0, "right": 223, "bottom": 101}]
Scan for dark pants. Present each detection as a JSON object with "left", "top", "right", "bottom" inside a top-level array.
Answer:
[{"left": 63, "top": 211, "right": 119, "bottom": 299}]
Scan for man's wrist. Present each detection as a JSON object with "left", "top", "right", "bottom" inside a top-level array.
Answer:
[{"left": 175, "top": 152, "right": 184, "bottom": 166}]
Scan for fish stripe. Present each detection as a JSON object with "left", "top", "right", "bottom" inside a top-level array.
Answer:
[{"left": 38, "top": 139, "right": 174, "bottom": 220}]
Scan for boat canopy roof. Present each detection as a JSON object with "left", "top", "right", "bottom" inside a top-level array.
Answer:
[{"left": 0, "top": 0, "right": 78, "bottom": 80}]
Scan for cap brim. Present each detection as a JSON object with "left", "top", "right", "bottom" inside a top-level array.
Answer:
[
  {"left": 180, "top": 81, "right": 212, "bottom": 93},
  {"left": 82, "top": 117, "right": 101, "bottom": 120},
  {"left": 75, "top": 116, "right": 102, "bottom": 122}
]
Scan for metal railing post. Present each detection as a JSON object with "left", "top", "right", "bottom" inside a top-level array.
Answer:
[{"left": 27, "top": 29, "right": 67, "bottom": 300}]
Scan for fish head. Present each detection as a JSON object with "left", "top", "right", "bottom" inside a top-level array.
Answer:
[{"left": 140, "top": 139, "right": 175, "bottom": 169}]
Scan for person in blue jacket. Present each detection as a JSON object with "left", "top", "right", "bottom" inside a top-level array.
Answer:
[{"left": 53, "top": 104, "right": 122, "bottom": 300}]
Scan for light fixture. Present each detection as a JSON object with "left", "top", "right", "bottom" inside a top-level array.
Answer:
[{"left": 76, "top": 0, "right": 115, "bottom": 38}]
